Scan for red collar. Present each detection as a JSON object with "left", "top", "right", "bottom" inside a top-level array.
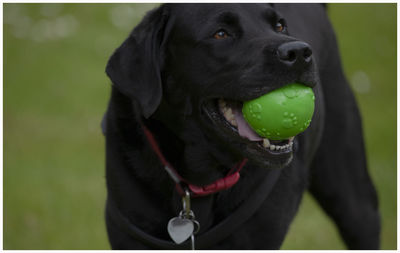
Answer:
[{"left": 142, "top": 124, "right": 248, "bottom": 197}]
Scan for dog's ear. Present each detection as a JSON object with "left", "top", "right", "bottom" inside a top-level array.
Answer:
[{"left": 106, "top": 5, "right": 169, "bottom": 118}]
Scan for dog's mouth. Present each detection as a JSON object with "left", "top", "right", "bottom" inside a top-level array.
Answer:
[
  {"left": 202, "top": 97, "right": 295, "bottom": 167},
  {"left": 217, "top": 98, "right": 294, "bottom": 151}
]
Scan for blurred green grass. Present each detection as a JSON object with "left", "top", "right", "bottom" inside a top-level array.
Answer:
[{"left": 3, "top": 3, "right": 396, "bottom": 250}]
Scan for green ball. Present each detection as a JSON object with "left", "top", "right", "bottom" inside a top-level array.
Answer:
[{"left": 242, "top": 83, "right": 315, "bottom": 140}]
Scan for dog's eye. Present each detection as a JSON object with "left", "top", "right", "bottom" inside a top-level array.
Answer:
[
  {"left": 214, "top": 29, "right": 229, "bottom": 39},
  {"left": 275, "top": 19, "right": 286, "bottom": 33}
]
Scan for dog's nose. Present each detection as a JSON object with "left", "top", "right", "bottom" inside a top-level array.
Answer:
[{"left": 277, "top": 41, "right": 312, "bottom": 67}]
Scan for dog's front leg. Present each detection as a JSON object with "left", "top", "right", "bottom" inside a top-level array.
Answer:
[{"left": 309, "top": 55, "right": 380, "bottom": 249}]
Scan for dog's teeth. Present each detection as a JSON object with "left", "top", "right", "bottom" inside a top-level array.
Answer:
[
  {"left": 267, "top": 141, "right": 294, "bottom": 151},
  {"left": 219, "top": 99, "right": 228, "bottom": 113},
  {"left": 262, "top": 138, "right": 270, "bottom": 148},
  {"left": 224, "top": 108, "right": 233, "bottom": 120},
  {"left": 288, "top": 137, "right": 295, "bottom": 147},
  {"left": 231, "top": 119, "right": 238, "bottom": 127},
  {"left": 219, "top": 100, "right": 238, "bottom": 128}
]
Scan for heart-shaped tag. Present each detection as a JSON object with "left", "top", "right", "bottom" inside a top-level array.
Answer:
[{"left": 167, "top": 217, "right": 194, "bottom": 244}]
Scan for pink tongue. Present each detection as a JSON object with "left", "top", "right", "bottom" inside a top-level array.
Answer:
[{"left": 233, "top": 107, "right": 263, "bottom": 141}]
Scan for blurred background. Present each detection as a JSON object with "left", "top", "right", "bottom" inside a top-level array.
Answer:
[{"left": 3, "top": 3, "right": 396, "bottom": 250}]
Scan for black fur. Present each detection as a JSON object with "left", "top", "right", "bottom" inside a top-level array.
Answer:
[{"left": 103, "top": 3, "right": 380, "bottom": 249}]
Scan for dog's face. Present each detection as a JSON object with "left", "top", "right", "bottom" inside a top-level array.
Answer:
[{"left": 106, "top": 3, "right": 319, "bottom": 184}]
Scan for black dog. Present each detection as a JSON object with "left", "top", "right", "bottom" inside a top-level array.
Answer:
[{"left": 102, "top": 3, "right": 380, "bottom": 249}]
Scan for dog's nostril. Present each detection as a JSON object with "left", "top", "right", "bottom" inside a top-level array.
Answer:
[
  {"left": 277, "top": 41, "right": 312, "bottom": 66},
  {"left": 287, "top": 51, "right": 296, "bottom": 62},
  {"left": 303, "top": 48, "right": 312, "bottom": 60}
]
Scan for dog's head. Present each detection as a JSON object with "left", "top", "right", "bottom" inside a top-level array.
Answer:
[{"left": 106, "top": 4, "right": 319, "bottom": 185}]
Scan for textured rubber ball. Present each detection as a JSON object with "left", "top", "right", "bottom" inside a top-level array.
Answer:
[{"left": 242, "top": 83, "right": 315, "bottom": 140}]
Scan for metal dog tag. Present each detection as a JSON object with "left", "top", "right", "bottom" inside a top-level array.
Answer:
[
  {"left": 167, "top": 216, "right": 194, "bottom": 244},
  {"left": 167, "top": 190, "right": 200, "bottom": 249}
]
